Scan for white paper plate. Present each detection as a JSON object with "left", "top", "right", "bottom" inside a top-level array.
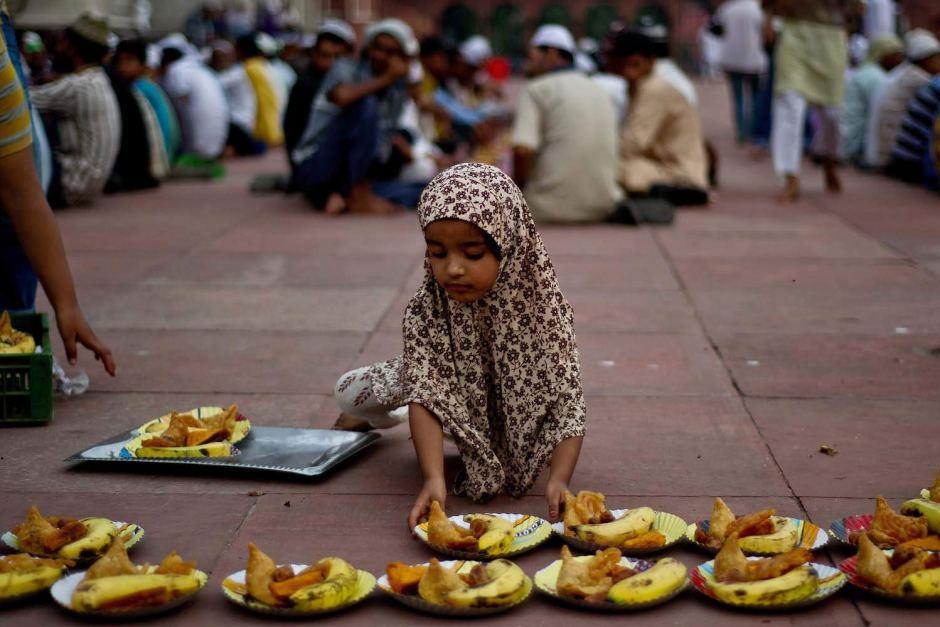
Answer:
[
  {"left": 691, "top": 559, "right": 846, "bottom": 610},
  {"left": 534, "top": 555, "right": 688, "bottom": 611},
  {"left": 2, "top": 520, "right": 144, "bottom": 563},
  {"left": 414, "top": 513, "right": 551, "bottom": 560},
  {"left": 221, "top": 564, "right": 375, "bottom": 616},
  {"left": 551, "top": 508, "right": 688, "bottom": 555},
  {"left": 376, "top": 560, "right": 532, "bottom": 616},
  {"left": 50, "top": 569, "right": 207, "bottom": 618}
]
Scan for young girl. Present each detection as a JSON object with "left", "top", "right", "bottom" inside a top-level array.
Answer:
[{"left": 333, "top": 163, "right": 585, "bottom": 527}]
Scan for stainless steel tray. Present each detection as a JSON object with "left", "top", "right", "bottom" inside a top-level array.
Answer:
[{"left": 65, "top": 427, "right": 380, "bottom": 478}]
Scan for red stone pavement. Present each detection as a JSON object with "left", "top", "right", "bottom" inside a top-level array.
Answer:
[{"left": 2, "top": 81, "right": 939, "bottom": 625}]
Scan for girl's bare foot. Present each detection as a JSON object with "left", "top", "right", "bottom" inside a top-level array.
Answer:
[{"left": 332, "top": 413, "right": 374, "bottom": 432}]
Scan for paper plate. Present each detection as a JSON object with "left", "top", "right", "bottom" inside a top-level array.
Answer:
[
  {"left": 134, "top": 406, "right": 251, "bottom": 444},
  {"left": 686, "top": 517, "right": 828, "bottom": 555},
  {"left": 50, "top": 568, "right": 207, "bottom": 618},
  {"left": 533, "top": 555, "right": 687, "bottom": 611},
  {"left": 691, "top": 559, "right": 846, "bottom": 610},
  {"left": 376, "top": 560, "right": 532, "bottom": 616},
  {"left": 221, "top": 565, "right": 375, "bottom": 616},
  {"left": 552, "top": 509, "right": 688, "bottom": 555},
  {"left": 2, "top": 520, "right": 144, "bottom": 563},
  {"left": 828, "top": 514, "right": 873, "bottom": 546},
  {"left": 839, "top": 551, "right": 940, "bottom": 604},
  {"left": 0, "top": 566, "right": 67, "bottom": 605},
  {"left": 414, "top": 513, "right": 551, "bottom": 560}
]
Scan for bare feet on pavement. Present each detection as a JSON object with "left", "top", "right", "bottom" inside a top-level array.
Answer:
[
  {"left": 776, "top": 174, "right": 800, "bottom": 202},
  {"left": 324, "top": 193, "right": 347, "bottom": 215}
]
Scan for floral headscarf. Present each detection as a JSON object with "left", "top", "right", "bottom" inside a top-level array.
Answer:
[{"left": 370, "top": 163, "right": 586, "bottom": 500}]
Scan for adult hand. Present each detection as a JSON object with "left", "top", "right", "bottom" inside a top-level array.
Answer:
[
  {"left": 385, "top": 54, "right": 410, "bottom": 82},
  {"left": 546, "top": 478, "right": 568, "bottom": 523},
  {"left": 408, "top": 476, "right": 447, "bottom": 532},
  {"left": 55, "top": 303, "right": 116, "bottom": 376}
]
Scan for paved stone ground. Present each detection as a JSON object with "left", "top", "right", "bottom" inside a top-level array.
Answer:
[{"left": 2, "top": 81, "right": 939, "bottom": 625}]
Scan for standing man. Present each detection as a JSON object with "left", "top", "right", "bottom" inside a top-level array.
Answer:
[
  {"left": 770, "top": 0, "right": 856, "bottom": 200},
  {"left": 29, "top": 13, "right": 120, "bottom": 207},
  {"left": 511, "top": 25, "right": 622, "bottom": 223},
  {"left": 714, "top": 0, "right": 769, "bottom": 144}
]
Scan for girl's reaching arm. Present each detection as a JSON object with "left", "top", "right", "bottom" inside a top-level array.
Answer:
[
  {"left": 407, "top": 402, "right": 447, "bottom": 531},
  {"left": 545, "top": 436, "right": 583, "bottom": 522}
]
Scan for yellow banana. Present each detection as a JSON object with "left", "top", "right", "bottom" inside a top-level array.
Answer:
[
  {"left": 445, "top": 559, "right": 528, "bottom": 608},
  {"left": 72, "top": 573, "right": 201, "bottom": 611},
  {"left": 464, "top": 515, "right": 514, "bottom": 555},
  {"left": 899, "top": 499, "right": 940, "bottom": 534},
  {"left": 58, "top": 518, "right": 118, "bottom": 560},
  {"left": 607, "top": 557, "right": 687, "bottom": 605},
  {"left": 573, "top": 507, "right": 655, "bottom": 546},
  {"left": 709, "top": 564, "right": 817, "bottom": 606},
  {"left": 289, "top": 558, "right": 358, "bottom": 610},
  {"left": 135, "top": 441, "right": 233, "bottom": 458},
  {"left": 898, "top": 568, "right": 940, "bottom": 597},
  {"left": 738, "top": 517, "right": 798, "bottom": 554},
  {"left": 0, "top": 566, "right": 65, "bottom": 600}
]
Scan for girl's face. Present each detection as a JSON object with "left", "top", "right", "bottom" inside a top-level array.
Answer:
[{"left": 424, "top": 219, "right": 500, "bottom": 303}]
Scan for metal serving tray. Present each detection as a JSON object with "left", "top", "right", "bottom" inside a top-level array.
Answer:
[{"left": 65, "top": 427, "right": 380, "bottom": 478}]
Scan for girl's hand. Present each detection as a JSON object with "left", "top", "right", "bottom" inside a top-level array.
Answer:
[
  {"left": 56, "top": 304, "right": 116, "bottom": 376},
  {"left": 408, "top": 476, "right": 447, "bottom": 533},
  {"left": 546, "top": 479, "right": 568, "bottom": 523}
]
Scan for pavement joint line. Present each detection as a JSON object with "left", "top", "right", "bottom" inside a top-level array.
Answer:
[
  {"left": 649, "top": 228, "right": 816, "bottom": 525},
  {"left": 207, "top": 496, "right": 259, "bottom": 575}
]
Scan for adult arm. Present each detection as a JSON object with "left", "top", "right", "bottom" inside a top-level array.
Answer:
[
  {"left": 28, "top": 76, "right": 78, "bottom": 113},
  {"left": 510, "top": 84, "right": 540, "bottom": 189},
  {"left": 329, "top": 55, "right": 409, "bottom": 108},
  {"left": 433, "top": 88, "right": 486, "bottom": 126},
  {"left": 545, "top": 436, "right": 583, "bottom": 521},
  {"left": 407, "top": 402, "right": 447, "bottom": 530},
  {"left": 0, "top": 146, "right": 116, "bottom": 375}
]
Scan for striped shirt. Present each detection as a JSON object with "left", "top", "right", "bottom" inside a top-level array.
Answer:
[
  {"left": 865, "top": 62, "right": 930, "bottom": 168},
  {"left": 0, "top": 23, "right": 32, "bottom": 158},
  {"left": 892, "top": 76, "right": 940, "bottom": 167},
  {"left": 29, "top": 67, "right": 120, "bottom": 205}
]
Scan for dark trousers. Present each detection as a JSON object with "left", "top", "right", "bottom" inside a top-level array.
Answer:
[
  {"left": 727, "top": 71, "right": 762, "bottom": 143},
  {"left": 227, "top": 123, "right": 267, "bottom": 156},
  {"left": 291, "top": 97, "right": 380, "bottom": 209}
]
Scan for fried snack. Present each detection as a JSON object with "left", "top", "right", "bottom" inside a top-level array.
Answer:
[
  {"left": 562, "top": 491, "right": 611, "bottom": 535},
  {"left": 861, "top": 496, "right": 929, "bottom": 547},
  {"left": 246, "top": 543, "right": 280, "bottom": 606},
  {"left": 268, "top": 565, "right": 327, "bottom": 601},
  {"left": 417, "top": 558, "right": 464, "bottom": 604},
  {"left": 738, "top": 518, "right": 776, "bottom": 537},
  {"left": 141, "top": 406, "right": 238, "bottom": 449},
  {"left": 895, "top": 536, "right": 940, "bottom": 553},
  {"left": 154, "top": 551, "right": 196, "bottom": 576},
  {"left": 386, "top": 562, "right": 428, "bottom": 595},
  {"left": 13, "top": 506, "right": 88, "bottom": 555},
  {"left": 459, "top": 563, "right": 491, "bottom": 587},
  {"left": 620, "top": 530, "right": 667, "bottom": 550},
  {"left": 426, "top": 501, "right": 478, "bottom": 551},
  {"left": 856, "top": 533, "right": 935, "bottom": 592},
  {"left": 0, "top": 310, "right": 11, "bottom": 338},
  {"left": 726, "top": 509, "right": 776, "bottom": 539},
  {"left": 0, "top": 554, "right": 71, "bottom": 572},
  {"left": 714, "top": 533, "right": 750, "bottom": 583},
  {"left": 84, "top": 541, "right": 138, "bottom": 580},
  {"left": 708, "top": 498, "right": 736, "bottom": 543},
  {"left": 555, "top": 545, "right": 631, "bottom": 601},
  {"left": 930, "top": 471, "right": 940, "bottom": 503},
  {"left": 0, "top": 311, "right": 34, "bottom": 354}
]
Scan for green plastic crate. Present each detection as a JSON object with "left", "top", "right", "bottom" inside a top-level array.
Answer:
[{"left": 0, "top": 312, "right": 53, "bottom": 425}]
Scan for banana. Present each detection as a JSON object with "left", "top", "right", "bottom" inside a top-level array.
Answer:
[
  {"left": 58, "top": 518, "right": 118, "bottom": 560},
  {"left": 898, "top": 568, "right": 940, "bottom": 597},
  {"left": 445, "top": 559, "right": 528, "bottom": 608},
  {"left": 134, "top": 441, "right": 233, "bottom": 458},
  {"left": 900, "top": 499, "right": 940, "bottom": 534},
  {"left": 607, "top": 557, "right": 687, "bottom": 605},
  {"left": 464, "top": 515, "right": 514, "bottom": 555},
  {"left": 0, "top": 566, "right": 65, "bottom": 600},
  {"left": 289, "top": 558, "right": 358, "bottom": 610},
  {"left": 72, "top": 573, "right": 201, "bottom": 611},
  {"left": 738, "top": 517, "right": 799, "bottom": 554},
  {"left": 709, "top": 564, "right": 818, "bottom": 606},
  {"left": 572, "top": 507, "right": 655, "bottom": 546}
]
